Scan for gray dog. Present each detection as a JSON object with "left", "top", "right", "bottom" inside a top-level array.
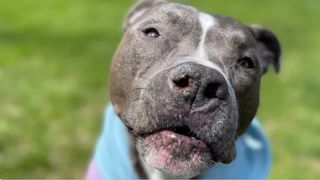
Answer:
[{"left": 86, "top": 0, "right": 281, "bottom": 179}]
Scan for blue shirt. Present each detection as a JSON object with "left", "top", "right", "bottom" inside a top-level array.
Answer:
[{"left": 93, "top": 105, "right": 272, "bottom": 179}]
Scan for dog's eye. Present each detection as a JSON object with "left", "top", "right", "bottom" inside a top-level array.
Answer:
[
  {"left": 143, "top": 28, "right": 160, "bottom": 38},
  {"left": 237, "top": 57, "right": 255, "bottom": 69}
]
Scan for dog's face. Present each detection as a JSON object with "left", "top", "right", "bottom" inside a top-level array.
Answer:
[{"left": 109, "top": 0, "right": 280, "bottom": 178}]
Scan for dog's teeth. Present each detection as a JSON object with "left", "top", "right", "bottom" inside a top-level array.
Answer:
[
  {"left": 170, "top": 134, "right": 176, "bottom": 139},
  {"left": 192, "top": 137, "right": 196, "bottom": 140}
]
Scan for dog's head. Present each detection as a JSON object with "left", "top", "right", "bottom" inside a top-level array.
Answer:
[{"left": 109, "top": 0, "right": 281, "bottom": 178}]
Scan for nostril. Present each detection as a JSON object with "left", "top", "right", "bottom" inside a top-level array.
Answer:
[
  {"left": 203, "top": 82, "right": 228, "bottom": 100},
  {"left": 173, "top": 75, "right": 191, "bottom": 89},
  {"left": 203, "top": 83, "right": 219, "bottom": 99}
]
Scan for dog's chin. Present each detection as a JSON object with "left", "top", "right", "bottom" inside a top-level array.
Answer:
[{"left": 137, "top": 130, "right": 213, "bottom": 178}]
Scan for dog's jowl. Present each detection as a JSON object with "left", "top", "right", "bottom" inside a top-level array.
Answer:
[{"left": 86, "top": 0, "right": 281, "bottom": 179}]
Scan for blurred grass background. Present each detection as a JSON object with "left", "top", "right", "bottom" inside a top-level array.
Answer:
[{"left": 0, "top": 0, "right": 319, "bottom": 178}]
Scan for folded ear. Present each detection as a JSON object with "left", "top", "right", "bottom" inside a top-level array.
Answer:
[
  {"left": 248, "top": 24, "right": 281, "bottom": 74},
  {"left": 123, "top": 0, "right": 167, "bottom": 31}
]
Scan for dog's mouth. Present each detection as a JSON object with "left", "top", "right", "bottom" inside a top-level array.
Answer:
[
  {"left": 138, "top": 125, "right": 213, "bottom": 178},
  {"left": 169, "top": 125, "right": 199, "bottom": 139}
]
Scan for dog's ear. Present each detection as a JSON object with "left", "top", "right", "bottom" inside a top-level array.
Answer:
[
  {"left": 248, "top": 24, "right": 281, "bottom": 74},
  {"left": 123, "top": 0, "right": 167, "bottom": 31}
]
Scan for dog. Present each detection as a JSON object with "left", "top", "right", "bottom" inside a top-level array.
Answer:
[{"left": 86, "top": 0, "right": 281, "bottom": 179}]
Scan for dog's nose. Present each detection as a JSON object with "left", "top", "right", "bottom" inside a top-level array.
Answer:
[{"left": 170, "top": 63, "right": 228, "bottom": 101}]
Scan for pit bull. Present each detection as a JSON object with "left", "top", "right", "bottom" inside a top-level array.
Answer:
[{"left": 86, "top": 0, "right": 281, "bottom": 179}]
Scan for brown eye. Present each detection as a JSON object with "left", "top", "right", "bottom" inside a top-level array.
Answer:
[
  {"left": 238, "top": 57, "right": 255, "bottom": 69},
  {"left": 143, "top": 28, "right": 160, "bottom": 38}
]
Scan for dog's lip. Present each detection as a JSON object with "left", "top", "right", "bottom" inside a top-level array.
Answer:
[
  {"left": 134, "top": 125, "right": 226, "bottom": 163},
  {"left": 142, "top": 126, "right": 209, "bottom": 149}
]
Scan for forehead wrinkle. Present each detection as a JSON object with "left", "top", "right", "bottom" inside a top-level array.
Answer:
[{"left": 133, "top": 4, "right": 199, "bottom": 30}]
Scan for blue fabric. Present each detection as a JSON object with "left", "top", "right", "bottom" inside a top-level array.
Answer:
[{"left": 94, "top": 105, "right": 272, "bottom": 179}]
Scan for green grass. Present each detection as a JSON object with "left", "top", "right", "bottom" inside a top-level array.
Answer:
[{"left": 0, "top": 0, "right": 319, "bottom": 178}]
